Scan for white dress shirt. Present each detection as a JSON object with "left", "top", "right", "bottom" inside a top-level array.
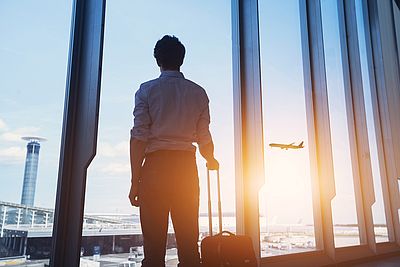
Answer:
[{"left": 131, "top": 71, "right": 212, "bottom": 153}]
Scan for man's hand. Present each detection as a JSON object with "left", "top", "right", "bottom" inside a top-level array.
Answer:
[
  {"left": 199, "top": 141, "right": 219, "bottom": 170},
  {"left": 129, "top": 138, "right": 147, "bottom": 207},
  {"left": 206, "top": 158, "right": 219, "bottom": 170},
  {"left": 129, "top": 182, "right": 140, "bottom": 207}
]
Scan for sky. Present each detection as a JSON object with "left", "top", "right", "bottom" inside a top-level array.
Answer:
[
  {"left": 259, "top": 0, "right": 314, "bottom": 226},
  {"left": 0, "top": 0, "right": 392, "bottom": 235},
  {"left": 0, "top": 0, "right": 72, "bottom": 208}
]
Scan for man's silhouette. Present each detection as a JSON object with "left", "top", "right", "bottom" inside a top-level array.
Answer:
[{"left": 129, "top": 35, "right": 219, "bottom": 267}]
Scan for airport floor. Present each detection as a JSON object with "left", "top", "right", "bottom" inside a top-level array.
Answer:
[
  {"left": 351, "top": 255, "right": 400, "bottom": 267},
  {"left": 96, "top": 254, "right": 400, "bottom": 267}
]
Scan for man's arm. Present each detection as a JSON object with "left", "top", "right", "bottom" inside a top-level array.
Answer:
[
  {"left": 199, "top": 141, "right": 219, "bottom": 170},
  {"left": 129, "top": 138, "right": 147, "bottom": 207},
  {"left": 129, "top": 86, "right": 150, "bottom": 206},
  {"left": 196, "top": 93, "right": 219, "bottom": 170}
]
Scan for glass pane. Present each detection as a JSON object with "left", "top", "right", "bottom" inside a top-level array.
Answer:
[
  {"left": 321, "top": 0, "right": 360, "bottom": 247},
  {"left": 355, "top": 0, "right": 389, "bottom": 242},
  {"left": 82, "top": 1, "right": 233, "bottom": 266},
  {"left": 0, "top": 0, "right": 72, "bottom": 265},
  {"left": 258, "top": 0, "right": 316, "bottom": 257}
]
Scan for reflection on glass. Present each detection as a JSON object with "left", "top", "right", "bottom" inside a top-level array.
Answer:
[
  {"left": 0, "top": 0, "right": 72, "bottom": 264},
  {"left": 321, "top": 0, "right": 360, "bottom": 247},
  {"left": 355, "top": 0, "right": 389, "bottom": 242},
  {"left": 82, "top": 1, "right": 233, "bottom": 266},
  {"left": 258, "top": 0, "right": 316, "bottom": 257}
]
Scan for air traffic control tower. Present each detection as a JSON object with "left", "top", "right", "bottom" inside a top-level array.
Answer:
[{"left": 21, "top": 137, "right": 46, "bottom": 206}]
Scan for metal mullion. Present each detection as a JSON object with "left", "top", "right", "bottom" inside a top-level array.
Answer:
[
  {"left": 338, "top": 0, "right": 376, "bottom": 251},
  {"left": 231, "top": 0, "right": 245, "bottom": 238},
  {"left": 232, "top": 0, "right": 264, "bottom": 261},
  {"left": 300, "top": 0, "right": 336, "bottom": 260},
  {"left": 367, "top": 0, "right": 400, "bottom": 245},
  {"left": 360, "top": 0, "right": 396, "bottom": 245},
  {"left": 394, "top": 1, "right": 400, "bottom": 80},
  {"left": 395, "top": 0, "right": 400, "bottom": 10},
  {"left": 50, "top": 0, "right": 106, "bottom": 266},
  {"left": 299, "top": 0, "right": 324, "bottom": 254}
]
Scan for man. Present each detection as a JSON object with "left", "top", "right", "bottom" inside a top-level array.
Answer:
[{"left": 129, "top": 35, "right": 219, "bottom": 267}]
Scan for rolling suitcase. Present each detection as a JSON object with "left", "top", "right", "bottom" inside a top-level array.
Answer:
[{"left": 200, "top": 169, "right": 258, "bottom": 267}]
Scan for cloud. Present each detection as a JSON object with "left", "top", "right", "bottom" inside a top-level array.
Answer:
[
  {"left": 0, "top": 127, "right": 40, "bottom": 142},
  {"left": 0, "top": 146, "right": 25, "bottom": 163},
  {"left": 99, "top": 162, "right": 130, "bottom": 176},
  {"left": 98, "top": 141, "right": 128, "bottom": 158},
  {"left": 0, "top": 47, "right": 23, "bottom": 56},
  {"left": 0, "top": 118, "right": 7, "bottom": 131},
  {"left": 0, "top": 122, "right": 40, "bottom": 164},
  {"left": 89, "top": 141, "right": 130, "bottom": 176}
]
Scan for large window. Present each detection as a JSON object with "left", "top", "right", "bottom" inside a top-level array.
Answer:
[
  {"left": 0, "top": 0, "right": 72, "bottom": 264},
  {"left": 258, "top": 0, "right": 316, "bottom": 257},
  {"left": 4, "top": 1, "right": 400, "bottom": 266},
  {"left": 81, "top": 1, "right": 233, "bottom": 265}
]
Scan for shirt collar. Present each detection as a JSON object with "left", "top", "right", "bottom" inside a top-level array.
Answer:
[{"left": 159, "top": 70, "right": 185, "bottom": 79}]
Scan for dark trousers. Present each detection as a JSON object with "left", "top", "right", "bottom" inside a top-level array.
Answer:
[{"left": 139, "top": 150, "right": 201, "bottom": 267}]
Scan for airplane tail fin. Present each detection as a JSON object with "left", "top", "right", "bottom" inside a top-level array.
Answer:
[{"left": 299, "top": 141, "right": 304, "bottom": 147}]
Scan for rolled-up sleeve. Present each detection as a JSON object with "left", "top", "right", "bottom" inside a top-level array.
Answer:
[
  {"left": 131, "top": 86, "right": 151, "bottom": 141},
  {"left": 196, "top": 96, "right": 212, "bottom": 146}
]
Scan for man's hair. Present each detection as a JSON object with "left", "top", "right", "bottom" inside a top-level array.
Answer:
[{"left": 154, "top": 35, "right": 185, "bottom": 70}]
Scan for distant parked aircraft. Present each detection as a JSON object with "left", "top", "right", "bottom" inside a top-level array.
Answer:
[{"left": 269, "top": 141, "right": 304, "bottom": 150}]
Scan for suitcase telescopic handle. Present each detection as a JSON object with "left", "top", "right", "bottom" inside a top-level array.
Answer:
[{"left": 207, "top": 168, "right": 223, "bottom": 236}]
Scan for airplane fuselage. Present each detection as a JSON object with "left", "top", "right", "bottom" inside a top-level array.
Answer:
[{"left": 269, "top": 141, "right": 304, "bottom": 150}]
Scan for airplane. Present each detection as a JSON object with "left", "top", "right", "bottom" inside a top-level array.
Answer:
[{"left": 269, "top": 141, "right": 304, "bottom": 150}]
